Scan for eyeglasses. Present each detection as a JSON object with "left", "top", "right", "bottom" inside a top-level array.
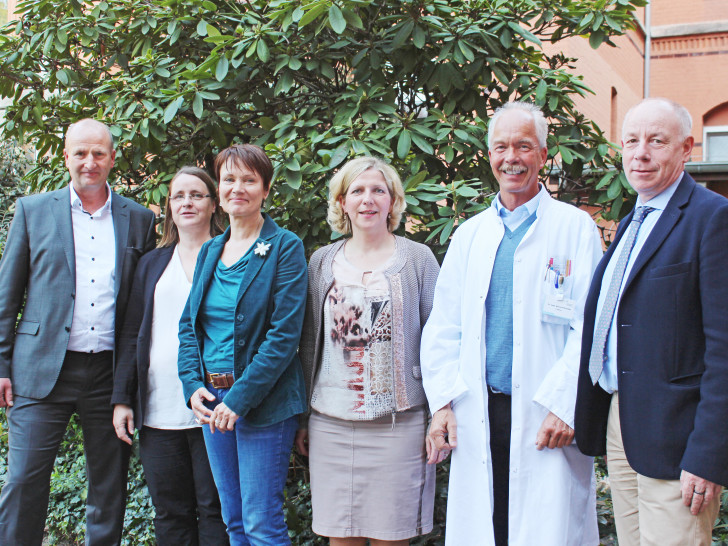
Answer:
[{"left": 170, "top": 193, "right": 211, "bottom": 203}]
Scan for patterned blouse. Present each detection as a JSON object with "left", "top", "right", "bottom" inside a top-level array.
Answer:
[{"left": 310, "top": 247, "right": 396, "bottom": 420}]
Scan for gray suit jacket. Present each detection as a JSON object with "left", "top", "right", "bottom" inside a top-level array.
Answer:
[{"left": 0, "top": 186, "right": 156, "bottom": 399}]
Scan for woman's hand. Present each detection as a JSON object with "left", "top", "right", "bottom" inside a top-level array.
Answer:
[
  {"left": 295, "top": 428, "right": 309, "bottom": 456},
  {"left": 112, "top": 404, "right": 135, "bottom": 445},
  {"left": 209, "top": 401, "right": 239, "bottom": 433},
  {"left": 190, "top": 387, "right": 216, "bottom": 424}
]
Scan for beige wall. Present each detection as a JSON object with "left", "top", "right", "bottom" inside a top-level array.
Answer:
[{"left": 651, "top": 0, "right": 728, "bottom": 26}]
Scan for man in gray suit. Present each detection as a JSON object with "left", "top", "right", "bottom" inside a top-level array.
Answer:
[{"left": 0, "top": 119, "right": 156, "bottom": 545}]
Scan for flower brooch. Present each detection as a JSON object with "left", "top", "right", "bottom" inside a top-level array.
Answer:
[{"left": 254, "top": 241, "right": 271, "bottom": 257}]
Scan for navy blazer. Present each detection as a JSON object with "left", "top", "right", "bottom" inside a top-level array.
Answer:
[
  {"left": 575, "top": 174, "right": 728, "bottom": 486},
  {"left": 177, "top": 214, "right": 307, "bottom": 426},
  {"left": 0, "top": 186, "right": 156, "bottom": 398},
  {"left": 111, "top": 245, "right": 176, "bottom": 426}
]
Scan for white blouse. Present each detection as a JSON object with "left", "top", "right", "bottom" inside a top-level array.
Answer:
[
  {"left": 311, "top": 248, "right": 396, "bottom": 420},
  {"left": 144, "top": 246, "right": 197, "bottom": 429}
]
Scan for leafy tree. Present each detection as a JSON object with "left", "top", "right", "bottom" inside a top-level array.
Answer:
[{"left": 0, "top": 0, "right": 645, "bottom": 255}]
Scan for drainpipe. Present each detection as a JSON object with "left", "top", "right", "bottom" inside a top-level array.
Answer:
[{"left": 644, "top": 1, "right": 651, "bottom": 98}]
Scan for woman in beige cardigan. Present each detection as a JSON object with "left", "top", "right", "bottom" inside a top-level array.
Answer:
[{"left": 296, "top": 156, "right": 446, "bottom": 546}]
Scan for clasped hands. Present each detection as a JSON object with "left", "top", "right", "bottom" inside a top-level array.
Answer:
[{"left": 190, "top": 386, "right": 238, "bottom": 433}]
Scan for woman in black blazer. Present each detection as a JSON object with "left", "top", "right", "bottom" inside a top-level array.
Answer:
[{"left": 111, "top": 166, "right": 227, "bottom": 545}]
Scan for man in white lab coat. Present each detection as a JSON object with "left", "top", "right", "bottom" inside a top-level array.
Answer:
[{"left": 421, "top": 101, "right": 602, "bottom": 545}]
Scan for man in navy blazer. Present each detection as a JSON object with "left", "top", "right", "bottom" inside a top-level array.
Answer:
[
  {"left": 575, "top": 98, "right": 728, "bottom": 545},
  {"left": 0, "top": 119, "right": 156, "bottom": 544}
]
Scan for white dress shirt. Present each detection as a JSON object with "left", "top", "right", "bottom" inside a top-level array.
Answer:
[
  {"left": 596, "top": 174, "right": 683, "bottom": 393},
  {"left": 67, "top": 184, "right": 116, "bottom": 353}
]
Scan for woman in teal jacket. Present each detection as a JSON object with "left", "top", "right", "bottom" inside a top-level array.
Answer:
[{"left": 177, "top": 144, "right": 307, "bottom": 546}]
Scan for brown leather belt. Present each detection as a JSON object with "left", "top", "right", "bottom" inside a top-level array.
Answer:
[{"left": 205, "top": 371, "right": 235, "bottom": 389}]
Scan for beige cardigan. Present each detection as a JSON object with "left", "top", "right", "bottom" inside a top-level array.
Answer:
[{"left": 299, "top": 236, "right": 440, "bottom": 423}]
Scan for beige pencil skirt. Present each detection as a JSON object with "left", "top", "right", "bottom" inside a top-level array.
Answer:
[{"left": 308, "top": 409, "right": 435, "bottom": 540}]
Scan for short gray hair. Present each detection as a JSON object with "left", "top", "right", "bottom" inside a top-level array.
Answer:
[
  {"left": 488, "top": 102, "right": 548, "bottom": 149},
  {"left": 622, "top": 98, "right": 693, "bottom": 140}
]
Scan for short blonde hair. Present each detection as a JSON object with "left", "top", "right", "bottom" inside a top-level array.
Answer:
[{"left": 327, "top": 157, "right": 407, "bottom": 234}]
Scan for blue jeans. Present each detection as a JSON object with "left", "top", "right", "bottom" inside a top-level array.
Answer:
[{"left": 202, "top": 384, "right": 297, "bottom": 546}]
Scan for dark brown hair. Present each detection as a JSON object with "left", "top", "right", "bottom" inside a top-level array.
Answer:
[
  {"left": 213, "top": 144, "right": 273, "bottom": 192},
  {"left": 158, "top": 166, "right": 225, "bottom": 248}
]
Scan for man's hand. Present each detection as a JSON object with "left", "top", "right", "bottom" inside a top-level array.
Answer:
[
  {"left": 112, "top": 404, "right": 134, "bottom": 445},
  {"left": 0, "top": 377, "right": 13, "bottom": 408},
  {"left": 535, "top": 411, "right": 574, "bottom": 450},
  {"left": 427, "top": 404, "right": 457, "bottom": 464},
  {"left": 680, "top": 470, "right": 722, "bottom": 515}
]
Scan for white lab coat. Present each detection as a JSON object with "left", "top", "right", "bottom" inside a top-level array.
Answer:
[{"left": 421, "top": 188, "right": 602, "bottom": 546}]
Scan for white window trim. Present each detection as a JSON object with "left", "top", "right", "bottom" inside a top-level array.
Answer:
[{"left": 703, "top": 125, "right": 728, "bottom": 162}]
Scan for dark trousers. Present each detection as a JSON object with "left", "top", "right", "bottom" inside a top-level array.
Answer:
[
  {"left": 139, "top": 426, "right": 229, "bottom": 546},
  {"left": 0, "top": 351, "right": 129, "bottom": 546},
  {"left": 488, "top": 387, "right": 511, "bottom": 546}
]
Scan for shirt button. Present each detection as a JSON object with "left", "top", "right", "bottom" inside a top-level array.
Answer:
[
  {"left": 65, "top": 326, "right": 70, "bottom": 332},
  {"left": 91, "top": 279, "right": 95, "bottom": 283},
  {"left": 238, "top": 339, "right": 245, "bottom": 346},
  {"left": 91, "top": 303, "right": 94, "bottom": 307},
  {"left": 91, "top": 326, "right": 95, "bottom": 331},
  {"left": 91, "top": 257, "right": 95, "bottom": 261},
  {"left": 514, "top": 384, "right": 520, "bottom": 389},
  {"left": 91, "top": 236, "right": 95, "bottom": 240},
  {"left": 236, "top": 314, "right": 244, "bottom": 321}
]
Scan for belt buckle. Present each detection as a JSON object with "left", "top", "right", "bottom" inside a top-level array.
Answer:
[{"left": 208, "top": 372, "right": 222, "bottom": 388}]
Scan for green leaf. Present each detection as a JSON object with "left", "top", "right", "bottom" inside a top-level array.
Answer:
[
  {"left": 589, "top": 30, "right": 606, "bottom": 49},
  {"left": 412, "top": 25, "right": 426, "bottom": 49},
  {"left": 455, "top": 185, "right": 479, "bottom": 198},
  {"left": 56, "top": 29, "right": 68, "bottom": 46},
  {"left": 155, "top": 66, "right": 171, "bottom": 78},
  {"left": 596, "top": 171, "right": 616, "bottom": 189},
  {"left": 607, "top": 177, "right": 623, "bottom": 199},
  {"left": 507, "top": 21, "right": 542, "bottom": 46},
  {"left": 535, "top": 79, "right": 548, "bottom": 102},
  {"left": 215, "top": 55, "right": 229, "bottom": 81},
  {"left": 330, "top": 143, "right": 349, "bottom": 168},
  {"left": 299, "top": 4, "right": 326, "bottom": 28},
  {"left": 256, "top": 39, "right": 269, "bottom": 62},
  {"left": 163, "top": 96, "right": 184, "bottom": 124},
  {"left": 192, "top": 93, "right": 204, "bottom": 119},
  {"left": 558, "top": 145, "right": 573, "bottom": 164},
  {"left": 196, "top": 20, "right": 208, "bottom": 36},
  {"left": 410, "top": 132, "right": 434, "bottom": 154},
  {"left": 328, "top": 4, "right": 346, "bottom": 34},
  {"left": 397, "top": 130, "right": 411, "bottom": 159}
]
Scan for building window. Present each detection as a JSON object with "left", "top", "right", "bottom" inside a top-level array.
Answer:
[{"left": 704, "top": 126, "right": 728, "bottom": 162}]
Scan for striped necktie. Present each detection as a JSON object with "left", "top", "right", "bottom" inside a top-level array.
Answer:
[{"left": 588, "top": 206, "right": 655, "bottom": 384}]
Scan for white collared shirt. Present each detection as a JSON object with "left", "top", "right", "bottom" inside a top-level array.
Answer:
[
  {"left": 67, "top": 183, "right": 116, "bottom": 353},
  {"left": 493, "top": 184, "right": 543, "bottom": 230},
  {"left": 596, "top": 174, "right": 683, "bottom": 393}
]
